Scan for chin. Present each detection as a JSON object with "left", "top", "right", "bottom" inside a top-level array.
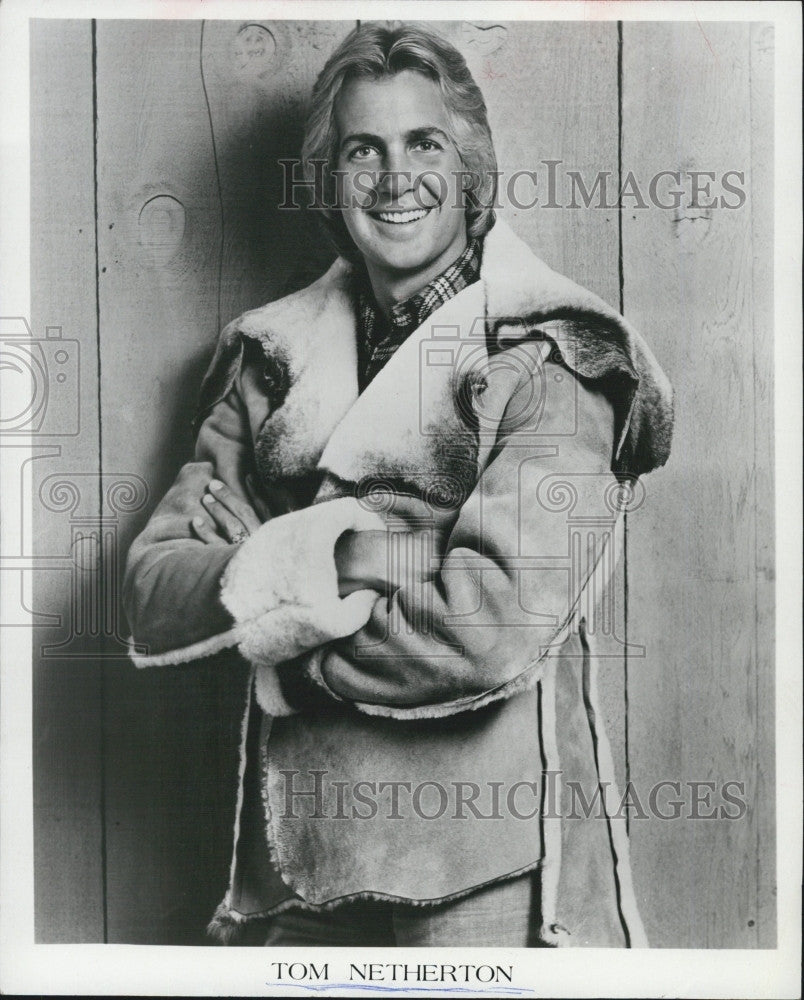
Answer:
[
  {"left": 364, "top": 230, "right": 459, "bottom": 275},
  {"left": 371, "top": 242, "right": 437, "bottom": 273}
]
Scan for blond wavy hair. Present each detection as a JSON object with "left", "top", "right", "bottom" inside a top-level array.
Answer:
[{"left": 301, "top": 21, "right": 498, "bottom": 261}]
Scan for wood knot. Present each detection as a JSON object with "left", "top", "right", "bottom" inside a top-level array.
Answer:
[
  {"left": 671, "top": 204, "right": 713, "bottom": 249},
  {"left": 459, "top": 22, "right": 508, "bottom": 57},
  {"left": 137, "top": 195, "right": 185, "bottom": 267},
  {"left": 233, "top": 23, "right": 276, "bottom": 78}
]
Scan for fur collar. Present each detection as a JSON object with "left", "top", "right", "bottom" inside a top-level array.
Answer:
[{"left": 197, "top": 219, "right": 673, "bottom": 480}]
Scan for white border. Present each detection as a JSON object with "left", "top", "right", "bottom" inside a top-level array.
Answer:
[{"left": 1, "top": 1, "right": 801, "bottom": 997}]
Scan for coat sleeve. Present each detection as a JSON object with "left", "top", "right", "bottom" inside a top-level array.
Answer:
[
  {"left": 122, "top": 370, "right": 255, "bottom": 658},
  {"left": 123, "top": 346, "right": 386, "bottom": 667},
  {"left": 299, "top": 352, "right": 622, "bottom": 719}
]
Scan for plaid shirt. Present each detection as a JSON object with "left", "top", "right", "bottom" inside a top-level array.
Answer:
[{"left": 355, "top": 239, "right": 482, "bottom": 391}]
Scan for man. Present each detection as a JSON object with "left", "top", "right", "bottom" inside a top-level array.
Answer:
[{"left": 124, "top": 22, "right": 673, "bottom": 947}]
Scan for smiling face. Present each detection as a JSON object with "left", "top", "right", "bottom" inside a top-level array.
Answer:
[{"left": 333, "top": 70, "right": 468, "bottom": 297}]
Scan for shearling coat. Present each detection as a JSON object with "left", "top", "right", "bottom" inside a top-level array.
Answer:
[{"left": 123, "top": 218, "right": 673, "bottom": 947}]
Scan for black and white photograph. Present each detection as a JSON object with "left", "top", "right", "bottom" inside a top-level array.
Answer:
[{"left": 0, "top": 1, "right": 800, "bottom": 996}]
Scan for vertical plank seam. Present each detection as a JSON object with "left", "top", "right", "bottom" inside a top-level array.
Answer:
[
  {"left": 747, "top": 23, "right": 763, "bottom": 948},
  {"left": 617, "top": 19, "right": 631, "bottom": 839},
  {"left": 90, "top": 18, "right": 109, "bottom": 944},
  {"left": 199, "top": 21, "right": 225, "bottom": 335}
]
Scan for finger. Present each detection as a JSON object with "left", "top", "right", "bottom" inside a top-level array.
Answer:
[
  {"left": 245, "top": 474, "right": 272, "bottom": 522},
  {"left": 202, "top": 493, "right": 249, "bottom": 542},
  {"left": 208, "top": 479, "right": 262, "bottom": 533},
  {"left": 191, "top": 515, "right": 226, "bottom": 546}
]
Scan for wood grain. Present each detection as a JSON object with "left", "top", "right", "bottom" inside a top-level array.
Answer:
[
  {"left": 749, "top": 21, "right": 776, "bottom": 948},
  {"left": 622, "top": 22, "right": 770, "bottom": 947},
  {"left": 432, "top": 20, "right": 621, "bottom": 303},
  {"left": 30, "top": 19, "right": 104, "bottom": 942},
  {"left": 94, "top": 19, "right": 353, "bottom": 944},
  {"left": 199, "top": 20, "right": 353, "bottom": 322},
  {"left": 94, "top": 19, "right": 242, "bottom": 944}
]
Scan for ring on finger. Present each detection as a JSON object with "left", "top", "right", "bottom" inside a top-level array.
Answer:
[{"left": 230, "top": 528, "right": 248, "bottom": 545}]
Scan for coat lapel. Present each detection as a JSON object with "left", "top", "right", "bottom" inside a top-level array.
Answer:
[
  {"left": 316, "top": 278, "right": 490, "bottom": 497},
  {"left": 312, "top": 223, "right": 572, "bottom": 496},
  {"left": 241, "top": 260, "right": 359, "bottom": 483},
  {"left": 239, "top": 217, "right": 671, "bottom": 495}
]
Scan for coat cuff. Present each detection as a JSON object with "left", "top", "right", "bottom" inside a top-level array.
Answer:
[
  {"left": 253, "top": 664, "right": 298, "bottom": 717},
  {"left": 220, "top": 497, "right": 385, "bottom": 669}
]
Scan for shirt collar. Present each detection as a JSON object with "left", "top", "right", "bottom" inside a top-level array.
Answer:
[{"left": 356, "top": 238, "right": 483, "bottom": 341}]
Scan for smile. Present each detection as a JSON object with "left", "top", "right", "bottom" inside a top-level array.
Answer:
[{"left": 371, "top": 207, "right": 432, "bottom": 225}]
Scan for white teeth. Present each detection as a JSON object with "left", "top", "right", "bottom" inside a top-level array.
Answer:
[{"left": 375, "top": 208, "right": 429, "bottom": 224}]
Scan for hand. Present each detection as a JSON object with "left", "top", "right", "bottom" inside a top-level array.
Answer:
[
  {"left": 335, "top": 527, "right": 439, "bottom": 597},
  {"left": 191, "top": 474, "right": 270, "bottom": 546},
  {"left": 335, "top": 530, "right": 388, "bottom": 596}
]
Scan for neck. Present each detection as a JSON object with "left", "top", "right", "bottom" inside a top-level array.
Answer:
[{"left": 365, "top": 231, "right": 468, "bottom": 315}]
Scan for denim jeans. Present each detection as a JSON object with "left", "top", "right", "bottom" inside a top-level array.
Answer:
[{"left": 257, "top": 874, "right": 535, "bottom": 947}]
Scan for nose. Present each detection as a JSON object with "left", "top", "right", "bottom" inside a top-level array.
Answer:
[{"left": 377, "top": 144, "right": 415, "bottom": 201}]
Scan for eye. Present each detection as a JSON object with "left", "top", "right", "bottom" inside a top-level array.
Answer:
[
  {"left": 349, "top": 144, "right": 378, "bottom": 161},
  {"left": 413, "top": 138, "right": 442, "bottom": 153}
]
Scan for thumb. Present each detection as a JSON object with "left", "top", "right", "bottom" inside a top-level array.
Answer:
[{"left": 338, "top": 588, "right": 381, "bottom": 633}]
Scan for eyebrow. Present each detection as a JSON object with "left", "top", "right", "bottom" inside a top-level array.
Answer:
[{"left": 339, "top": 126, "right": 452, "bottom": 151}]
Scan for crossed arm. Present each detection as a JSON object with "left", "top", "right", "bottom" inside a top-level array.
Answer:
[
  {"left": 123, "top": 351, "right": 618, "bottom": 712},
  {"left": 192, "top": 479, "right": 400, "bottom": 599}
]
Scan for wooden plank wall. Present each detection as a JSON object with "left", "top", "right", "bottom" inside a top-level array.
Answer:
[
  {"left": 622, "top": 22, "right": 775, "bottom": 947},
  {"left": 30, "top": 18, "right": 774, "bottom": 947},
  {"left": 30, "top": 19, "right": 104, "bottom": 943},
  {"left": 94, "top": 19, "right": 351, "bottom": 943},
  {"left": 94, "top": 20, "right": 234, "bottom": 944}
]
